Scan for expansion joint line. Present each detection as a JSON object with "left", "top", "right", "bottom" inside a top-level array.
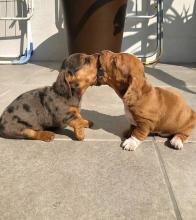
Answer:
[{"left": 153, "top": 137, "right": 182, "bottom": 220}]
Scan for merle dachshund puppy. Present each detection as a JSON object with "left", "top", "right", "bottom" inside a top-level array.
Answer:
[{"left": 0, "top": 53, "right": 98, "bottom": 141}]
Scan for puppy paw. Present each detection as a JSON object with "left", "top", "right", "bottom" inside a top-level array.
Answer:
[
  {"left": 87, "top": 120, "right": 94, "bottom": 128},
  {"left": 82, "top": 119, "right": 94, "bottom": 128},
  {"left": 122, "top": 136, "right": 141, "bottom": 151},
  {"left": 170, "top": 136, "right": 183, "bottom": 150},
  {"left": 40, "top": 131, "right": 55, "bottom": 142},
  {"left": 75, "top": 128, "right": 85, "bottom": 141}
]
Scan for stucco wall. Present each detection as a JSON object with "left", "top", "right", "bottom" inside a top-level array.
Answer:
[
  {"left": 123, "top": 0, "right": 196, "bottom": 63},
  {"left": 0, "top": 0, "right": 195, "bottom": 63}
]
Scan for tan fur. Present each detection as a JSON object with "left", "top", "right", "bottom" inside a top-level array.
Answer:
[
  {"left": 65, "top": 54, "right": 98, "bottom": 96},
  {"left": 67, "top": 106, "right": 93, "bottom": 140},
  {"left": 21, "top": 129, "right": 55, "bottom": 142},
  {"left": 98, "top": 50, "right": 196, "bottom": 147}
]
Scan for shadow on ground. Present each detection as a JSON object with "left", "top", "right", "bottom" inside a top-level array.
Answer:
[
  {"left": 145, "top": 66, "right": 196, "bottom": 94},
  {"left": 81, "top": 109, "right": 128, "bottom": 138},
  {"left": 53, "top": 109, "right": 128, "bottom": 139}
]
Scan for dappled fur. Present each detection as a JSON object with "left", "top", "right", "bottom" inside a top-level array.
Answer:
[{"left": 0, "top": 53, "right": 98, "bottom": 141}]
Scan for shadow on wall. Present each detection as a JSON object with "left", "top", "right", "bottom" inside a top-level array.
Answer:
[
  {"left": 122, "top": 0, "right": 196, "bottom": 62},
  {"left": 31, "top": 0, "right": 68, "bottom": 67}
]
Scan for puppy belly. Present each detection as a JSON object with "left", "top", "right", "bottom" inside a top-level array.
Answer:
[{"left": 124, "top": 103, "right": 137, "bottom": 125}]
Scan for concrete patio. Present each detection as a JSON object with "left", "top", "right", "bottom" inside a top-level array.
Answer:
[{"left": 0, "top": 63, "right": 196, "bottom": 220}]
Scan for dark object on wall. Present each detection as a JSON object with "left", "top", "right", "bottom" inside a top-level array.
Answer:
[{"left": 62, "top": 0, "right": 127, "bottom": 54}]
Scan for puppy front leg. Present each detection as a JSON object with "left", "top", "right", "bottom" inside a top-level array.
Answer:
[
  {"left": 122, "top": 124, "right": 150, "bottom": 151},
  {"left": 69, "top": 106, "right": 93, "bottom": 128},
  {"left": 67, "top": 118, "right": 85, "bottom": 141},
  {"left": 79, "top": 117, "right": 94, "bottom": 128},
  {"left": 73, "top": 112, "right": 93, "bottom": 128},
  {"left": 77, "top": 112, "right": 94, "bottom": 128},
  {"left": 123, "top": 125, "right": 136, "bottom": 139}
]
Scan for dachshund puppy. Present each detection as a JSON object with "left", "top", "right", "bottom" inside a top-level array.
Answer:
[
  {"left": 0, "top": 53, "right": 98, "bottom": 141},
  {"left": 97, "top": 50, "right": 196, "bottom": 151}
]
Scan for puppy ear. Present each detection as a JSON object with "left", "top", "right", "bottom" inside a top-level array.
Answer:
[
  {"left": 53, "top": 70, "right": 72, "bottom": 98},
  {"left": 60, "top": 58, "right": 68, "bottom": 70},
  {"left": 60, "top": 58, "right": 79, "bottom": 74},
  {"left": 122, "top": 76, "right": 143, "bottom": 106}
]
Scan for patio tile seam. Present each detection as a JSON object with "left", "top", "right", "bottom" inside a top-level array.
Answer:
[
  {"left": 153, "top": 138, "right": 182, "bottom": 220},
  {"left": 154, "top": 140, "right": 196, "bottom": 143},
  {"left": 0, "top": 137, "right": 153, "bottom": 142},
  {"left": 53, "top": 138, "right": 153, "bottom": 142}
]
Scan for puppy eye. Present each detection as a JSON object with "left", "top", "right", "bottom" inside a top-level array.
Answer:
[{"left": 84, "top": 57, "right": 91, "bottom": 65}]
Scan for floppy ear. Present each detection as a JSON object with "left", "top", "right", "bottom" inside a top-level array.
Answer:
[
  {"left": 53, "top": 70, "right": 72, "bottom": 98},
  {"left": 122, "top": 76, "right": 143, "bottom": 106},
  {"left": 60, "top": 58, "right": 79, "bottom": 74}
]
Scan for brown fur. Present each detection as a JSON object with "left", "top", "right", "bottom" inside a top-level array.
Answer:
[{"left": 97, "top": 50, "right": 196, "bottom": 145}]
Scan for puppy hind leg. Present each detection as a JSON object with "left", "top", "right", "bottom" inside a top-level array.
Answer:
[
  {"left": 21, "top": 128, "right": 55, "bottom": 142},
  {"left": 68, "top": 106, "right": 94, "bottom": 128},
  {"left": 170, "top": 124, "right": 195, "bottom": 150},
  {"left": 170, "top": 131, "right": 193, "bottom": 150},
  {"left": 170, "top": 111, "right": 196, "bottom": 150},
  {"left": 170, "top": 134, "right": 185, "bottom": 150}
]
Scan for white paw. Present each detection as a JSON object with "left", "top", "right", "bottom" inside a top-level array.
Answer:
[
  {"left": 122, "top": 136, "right": 141, "bottom": 151},
  {"left": 170, "top": 136, "right": 183, "bottom": 150}
]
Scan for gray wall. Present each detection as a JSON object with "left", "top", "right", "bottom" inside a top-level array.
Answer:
[{"left": 0, "top": 0, "right": 196, "bottom": 63}]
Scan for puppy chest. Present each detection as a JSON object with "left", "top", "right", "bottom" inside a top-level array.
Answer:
[{"left": 123, "top": 104, "right": 137, "bottom": 126}]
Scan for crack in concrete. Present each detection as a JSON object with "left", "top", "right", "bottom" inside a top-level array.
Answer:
[{"left": 153, "top": 138, "right": 182, "bottom": 220}]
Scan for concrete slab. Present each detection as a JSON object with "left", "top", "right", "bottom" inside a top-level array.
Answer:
[
  {"left": 156, "top": 142, "right": 196, "bottom": 220},
  {"left": 145, "top": 65, "right": 196, "bottom": 108},
  {"left": 0, "top": 139, "right": 176, "bottom": 220},
  {"left": 145, "top": 64, "right": 196, "bottom": 88},
  {"left": 0, "top": 62, "right": 196, "bottom": 219},
  {"left": 0, "top": 84, "right": 10, "bottom": 97},
  {"left": 0, "top": 63, "right": 58, "bottom": 86}
]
